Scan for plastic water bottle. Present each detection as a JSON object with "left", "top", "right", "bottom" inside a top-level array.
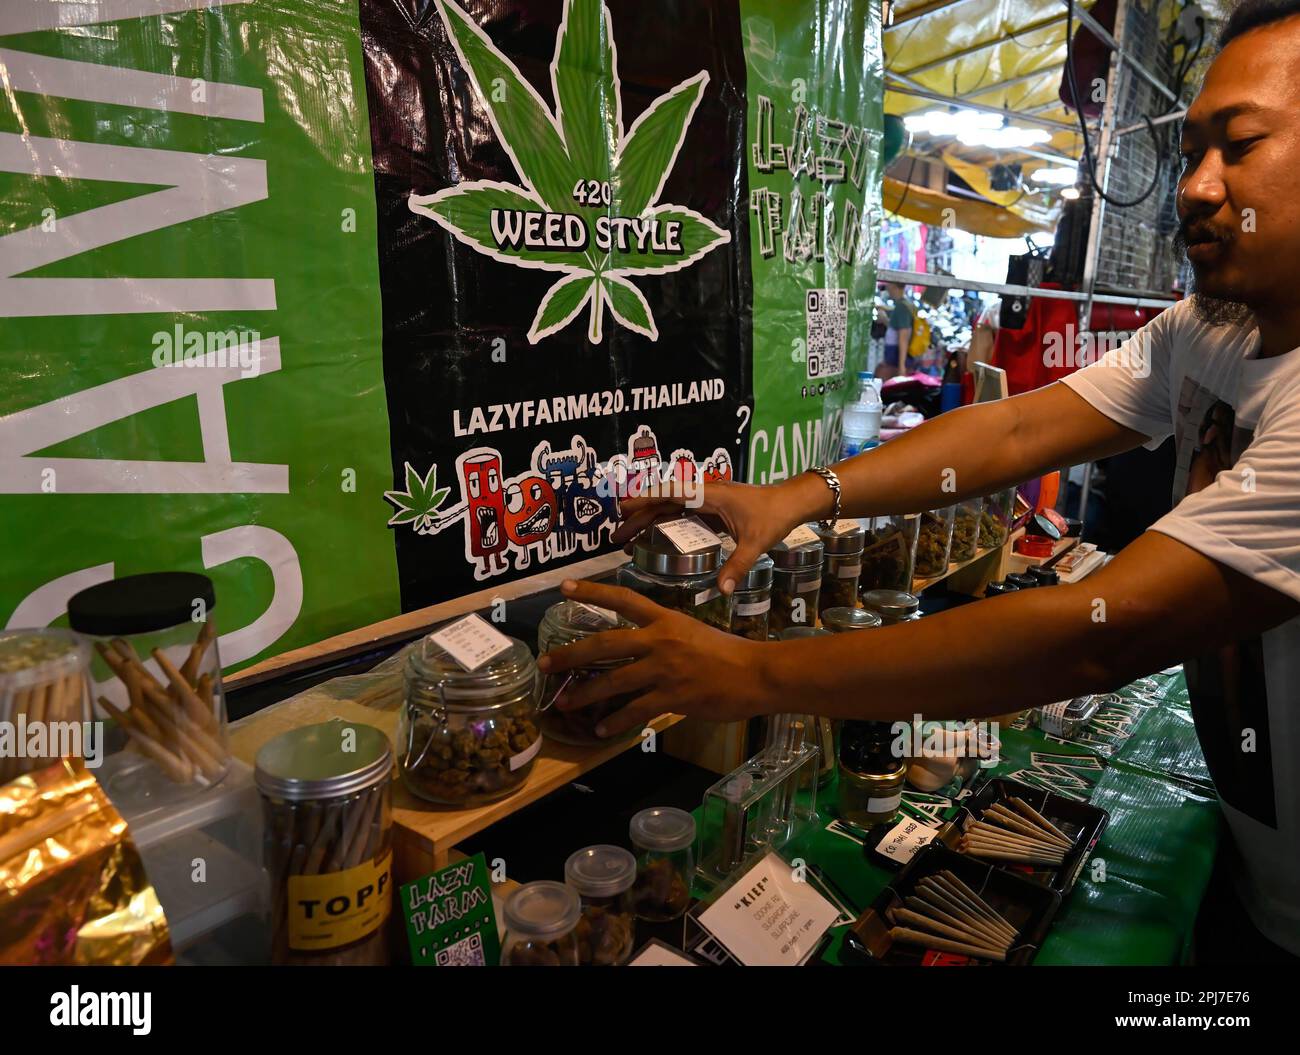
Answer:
[{"left": 840, "top": 371, "right": 882, "bottom": 458}]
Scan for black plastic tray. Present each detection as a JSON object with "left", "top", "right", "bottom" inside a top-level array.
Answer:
[
  {"left": 939, "top": 777, "right": 1109, "bottom": 894},
  {"left": 845, "top": 844, "right": 1061, "bottom": 966}
]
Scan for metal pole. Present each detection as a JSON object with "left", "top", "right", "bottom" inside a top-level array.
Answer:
[
  {"left": 885, "top": 81, "right": 1081, "bottom": 133},
  {"left": 1057, "top": 0, "right": 1178, "bottom": 105},
  {"left": 876, "top": 268, "right": 1176, "bottom": 311}
]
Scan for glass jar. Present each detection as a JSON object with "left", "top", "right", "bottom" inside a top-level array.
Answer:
[
  {"left": 767, "top": 535, "right": 824, "bottom": 633},
  {"left": 777, "top": 624, "right": 844, "bottom": 788},
  {"left": 502, "top": 881, "right": 581, "bottom": 966},
  {"left": 861, "top": 589, "right": 921, "bottom": 626},
  {"left": 814, "top": 520, "right": 865, "bottom": 614},
  {"left": 859, "top": 513, "right": 919, "bottom": 593},
  {"left": 399, "top": 630, "right": 541, "bottom": 807},
  {"left": 564, "top": 845, "right": 637, "bottom": 966},
  {"left": 0, "top": 628, "right": 91, "bottom": 783},
  {"left": 979, "top": 487, "right": 1016, "bottom": 550},
  {"left": 68, "top": 572, "right": 230, "bottom": 799},
  {"left": 254, "top": 721, "right": 394, "bottom": 966},
  {"left": 949, "top": 497, "right": 983, "bottom": 563},
  {"left": 822, "top": 607, "right": 883, "bottom": 633},
  {"left": 730, "top": 555, "right": 774, "bottom": 641},
  {"left": 618, "top": 523, "right": 733, "bottom": 630},
  {"left": 537, "top": 601, "right": 641, "bottom": 746},
  {"left": 914, "top": 506, "right": 956, "bottom": 578},
  {"left": 629, "top": 807, "right": 695, "bottom": 922},
  {"left": 838, "top": 720, "right": 907, "bottom": 831}
]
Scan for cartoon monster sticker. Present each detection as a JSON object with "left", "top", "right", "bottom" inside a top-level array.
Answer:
[
  {"left": 702, "top": 448, "right": 733, "bottom": 483},
  {"left": 409, "top": 448, "right": 511, "bottom": 580},
  {"left": 504, "top": 473, "right": 557, "bottom": 569},
  {"left": 534, "top": 436, "right": 616, "bottom": 556},
  {"left": 624, "top": 425, "right": 662, "bottom": 497}
]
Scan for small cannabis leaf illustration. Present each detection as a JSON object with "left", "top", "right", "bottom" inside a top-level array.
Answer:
[
  {"left": 410, "top": 0, "right": 731, "bottom": 345},
  {"left": 384, "top": 462, "right": 451, "bottom": 532}
]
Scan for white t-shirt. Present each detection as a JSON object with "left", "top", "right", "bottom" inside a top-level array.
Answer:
[{"left": 1062, "top": 297, "right": 1300, "bottom": 955}]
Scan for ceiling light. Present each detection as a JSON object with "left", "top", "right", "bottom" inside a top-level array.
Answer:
[
  {"left": 1060, "top": 186, "right": 1081, "bottom": 200},
  {"left": 1032, "top": 166, "right": 1079, "bottom": 186},
  {"left": 902, "top": 108, "right": 1052, "bottom": 149}
]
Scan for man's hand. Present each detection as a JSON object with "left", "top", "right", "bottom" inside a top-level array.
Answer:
[
  {"left": 613, "top": 476, "right": 828, "bottom": 594},
  {"left": 536, "top": 579, "right": 775, "bottom": 737}
]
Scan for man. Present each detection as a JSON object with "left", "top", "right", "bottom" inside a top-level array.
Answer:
[
  {"left": 878, "top": 280, "right": 915, "bottom": 379},
  {"left": 540, "top": 1, "right": 1300, "bottom": 959}
]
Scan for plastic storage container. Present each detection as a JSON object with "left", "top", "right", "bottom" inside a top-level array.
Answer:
[
  {"left": 564, "top": 845, "right": 637, "bottom": 966},
  {"left": 629, "top": 807, "right": 696, "bottom": 922},
  {"left": 949, "top": 497, "right": 984, "bottom": 563},
  {"left": 859, "top": 513, "right": 920, "bottom": 593},
  {"left": 502, "top": 881, "right": 582, "bottom": 966},
  {"left": 254, "top": 721, "right": 393, "bottom": 966},
  {"left": 914, "top": 506, "right": 956, "bottom": 578},
  {"left": 979, "top": 487, "right": 1017, "bottom": 550},
  {"left": 814, "top": 520, "right": 865, "bottom": 614},
  {"left": 537, "top": 601, "right": 640, "bottom": 746},
  {"left": 767, "top": 532, "right": 824, "bottom": 633},
  {"left": 729, "top": 555, "right": 774, "bottom": 641},
  {"left": 0, "top": 628, "right": 91, "bottom": 783},
  {"left": 861, "top": 589, "right": 921, "bottom": 625},
  {"left": 68, "top": 572, "right": 230, "bottom": 801},
  {"left": 400, "top": 629, "right": 541, "bottom": 807},
  {"left": 619, "top": 521, "right": 733, "bottom": 631}
]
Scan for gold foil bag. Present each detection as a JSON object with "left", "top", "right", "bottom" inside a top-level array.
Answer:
[{"left": 0, "top": 759, "right": 171, "bottom": 964}]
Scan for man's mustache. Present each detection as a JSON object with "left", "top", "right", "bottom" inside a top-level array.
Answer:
[{"left": 1175, "top": 217, "right": 1233, "bottom": 253}]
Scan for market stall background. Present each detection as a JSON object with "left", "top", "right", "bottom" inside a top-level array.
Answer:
[{"left": 0, "top": 0, "right": 883, "bottom": 673}]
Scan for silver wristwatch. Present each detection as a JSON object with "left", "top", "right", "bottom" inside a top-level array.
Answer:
[{"left": 807, "top": 466, "right": 842, "bottom": 530}]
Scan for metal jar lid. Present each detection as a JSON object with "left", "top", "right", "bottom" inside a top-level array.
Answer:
[
  {"left": 503, "top": 881, "right": 582, "bottom": 942},
  {"left": 631, "top": 520, "right": 722, "bottom": 577},
  {"left": 735, "top": 553, "right": 774, "bottom": 592},
  {"left": 406, "top": 629, "right": 538, "bottom": 706},
  {"left": 822, "top": 607, "right": 883, "bottom": 633},
  {"left": 564, "top": 844, "right": 637, "bottom": 898},
  {"left": 254, "top": 720, "right": 393, "bottom": 802},
  {"left": 768, "top": 536, "right": 824, "bottom": 570},
  {"left": 861, "top": 589, "right": 921, "bottom": 622},
  {"left": 814, "top": 520, "right": 866, "bottom": 555}
]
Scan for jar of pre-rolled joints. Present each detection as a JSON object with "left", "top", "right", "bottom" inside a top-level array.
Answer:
[
  {"left": 68, "top": 572, "right": 230, "bottom": 794},
  {"left": 0, "top": 629, "right": 91, "bottom": 784},
  {"left": 254, "top": 721, "right": 394, "bottom": 966}
]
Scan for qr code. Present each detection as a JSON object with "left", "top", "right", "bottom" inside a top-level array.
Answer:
[
  {"left": 435, "top": 932, "right": 486, "bottom": 966},
  {"left": 806, "top": 288, "right": 848, "bottom": 380}
]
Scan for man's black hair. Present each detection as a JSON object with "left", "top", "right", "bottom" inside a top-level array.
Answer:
[{"left": 1220, "top": 0, "right": 1300, "bottom": 47}]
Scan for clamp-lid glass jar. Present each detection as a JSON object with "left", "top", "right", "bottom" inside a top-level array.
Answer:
[
  {"left": 618, "top": 523, "right": 733, "bottom": 630},
  {"left": 68, "top": 571, "right": 230, "bottom": 799},
  {"left": 399, "top": 630, "right": 541, "bottom": 807},
  {"left": 502, "top": 881, "right": 582, "bottom": 965},
  {"left": 814, "top": 520, "right": 865, "bottom": 614},
  {"left": 949, "top": 497, "right": 984, "bottom": 563},
  {"left": 861, "top": 589, "right": 921, "bottom": 625},
  {"left": 255, "top": 720, "right": 394, "bottom": 965},
  {"left": 564, "top": 845, "right": 637, "bottom": 966},
  {"left": 730, "top": 555, "right": 774, "bottom": 641},
  {"left": 537, "top": 601, "right": 641, "bottom": 746},
  {"left": 767, "top": 534, "right": 824, "bottom": 633},
  {"left": 0, "top": 628, "right": 91, "bottom": 783},
  {"left": 914, "top": 506, "right": 956, "bottom": 578},
  {"left": 859, "top": 513, "right": 920, "bottom": 593},
  {"left": 629, "top": 807, "right": 695, "bottom": 922}
]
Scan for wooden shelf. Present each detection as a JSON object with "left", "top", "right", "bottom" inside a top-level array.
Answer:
[{"left": 391, "top": 712, "right": 683, "bottom": 881}]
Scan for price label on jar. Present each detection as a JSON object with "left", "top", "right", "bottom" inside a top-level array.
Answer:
[
  {"left": 835, "top": 562, "right": 862, "bottom": 579},
  {"left": 783, "top": 524, "right": 820, "bottom": 548},
  {"left": 832, "top": 518, "right": 862, "bottom": 535},
  {"left": 873, "top": 817, "right": 937, "bottom": 865},
  {"left": 735, "top": 598, "right": 771, "bottom": 617},
  {"left": 657, "top": 516, "right": 722, "bottom": 553},
  {"left": 571, "top": 602, "right": 620, "bottom": 629},
  {"left": 429, "top": 614, "right": 513, "bottom": 672}
]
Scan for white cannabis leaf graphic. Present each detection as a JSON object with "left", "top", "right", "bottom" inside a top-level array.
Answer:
[{"left": 409, "top": 0, "right": 731, "bottom": 344}]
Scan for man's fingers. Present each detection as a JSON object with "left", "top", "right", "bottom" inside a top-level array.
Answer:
[
  {"left": 610, "top": 506, "right": 667, "bottom": 545},
  {"left": 557, "top": 579, "right": 665, "bottom": 628},
  {"left": 540, "top": 625, "right": 651, "bottom": 676},
  {"left": 717, "top": 543, "right": 767, "bottom": 596},
  {"left": 595, "top": 691, "right": 674, "bottom": 739},
  {"left": 556, "top": 659, "right": 657, "bottom": 711}
]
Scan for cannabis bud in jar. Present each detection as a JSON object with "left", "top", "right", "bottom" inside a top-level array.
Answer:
[
  {"left": 538, "top": 601, "right": 643, "bottom": 745},
  {"left": 618, "top": 520, "right": 733, "bottom": 630},
  {"left": 564, "top": 845, "right": 637, "bottom": 966},
  {"left": 766, "top": 530, "right": 825, "bottom": 633},
  {"left": 502, "top": 882, "right": 582, "bottom": 966},
  {"left": 813, "top": 520, "right": 865, "bottom": 614},
  {"left": 629, "top": 807, "right": 695, "bottom": 922}
]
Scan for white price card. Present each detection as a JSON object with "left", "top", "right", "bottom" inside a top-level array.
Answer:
[
  {"left": 657, "top": 516, "right": 722, "bottom": 553},
  {"left": 873, "top": 817, "right": 937, "bottom": 865},
  {"left": 783, "top": 524, "right": 821, "bottom": 548},
  {"left": 696, "top": 852, "right": 840, "bottom": 967},
  {"left": 832, "top": 518, "right": 862, "bottom": 535},
  {"left": 429, "top": 613, "right": 513, "bottom": 672},
  {"left": 627, "top": 940, "right": 698, "bottom": 966},
  {"left": 571, "top": 602, "right": 620, "bottom": 628}
]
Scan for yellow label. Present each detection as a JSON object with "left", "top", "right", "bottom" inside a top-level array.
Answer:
[{"left": 287, "top": 851, "right": 392, "bottom": 951}]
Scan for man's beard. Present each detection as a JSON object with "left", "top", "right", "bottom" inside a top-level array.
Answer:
[{"left": 1173, "top": 225, "right": 1253, "bottom": 327}]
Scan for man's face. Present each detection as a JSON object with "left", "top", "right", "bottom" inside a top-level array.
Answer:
[{"left": 1178, "top": 16, "right": 1300, "bottom": 313}]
